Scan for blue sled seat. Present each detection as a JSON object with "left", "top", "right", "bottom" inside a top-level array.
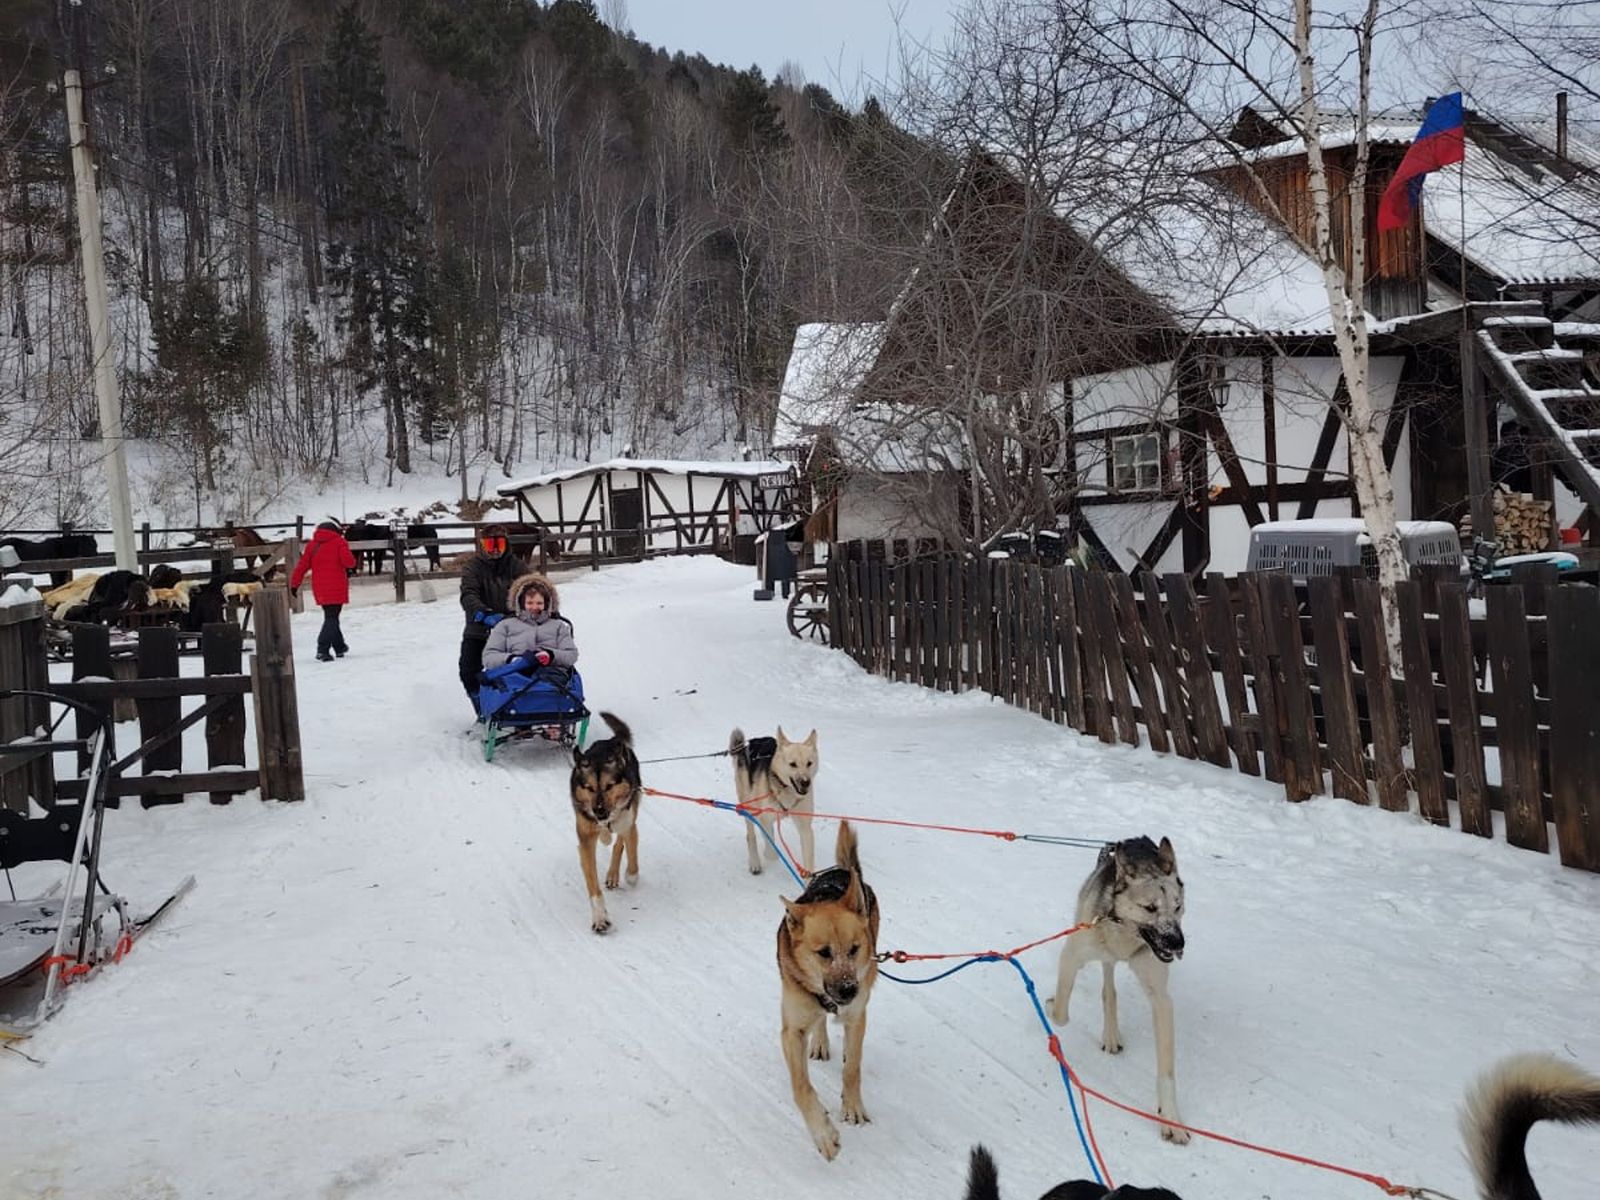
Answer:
[{"left": 477, "top": 661, "right": 586, "bottom": 724}]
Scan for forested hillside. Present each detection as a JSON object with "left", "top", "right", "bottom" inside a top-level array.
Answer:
[{"left": 0, "top": 0, "right": 927, "bottom": 523}]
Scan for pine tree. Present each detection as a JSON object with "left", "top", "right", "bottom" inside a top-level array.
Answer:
[
  {"left": 145, "top": 280, "right": 266, "bottom": 491},
  {"left": 723, "top": 66, "right": 788, "bottom": 156},
  {"left": 323, "top": 3, "right": 439, "bottom": 475}
]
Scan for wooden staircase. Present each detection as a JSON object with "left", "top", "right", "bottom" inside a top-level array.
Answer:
[{"left": 1479, "top": 314, "right": 1600, "bottom": 514}]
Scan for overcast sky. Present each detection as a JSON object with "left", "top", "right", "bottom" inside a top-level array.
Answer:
[{"left": 621, "top": 0, "right": 965, "bottom": 101}]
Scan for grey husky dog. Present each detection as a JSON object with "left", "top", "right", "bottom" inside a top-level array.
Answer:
[{"left": 1048, "top": 836, "right": 1187, "bottom": 1143}]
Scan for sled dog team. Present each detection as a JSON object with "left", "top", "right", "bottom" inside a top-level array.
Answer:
[{"left": 563, "top": 716, "right": 1597, "bottom": 1199}]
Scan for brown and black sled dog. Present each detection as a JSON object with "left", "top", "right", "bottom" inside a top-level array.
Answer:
[
  {"left": 776, "top": 820, "right": 879, "bottom": 1161},
  {"left": 568, "top": 712, "right": 641, "bottom": 935}
]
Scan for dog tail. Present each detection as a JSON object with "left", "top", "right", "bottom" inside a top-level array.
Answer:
[
  {"left": 835, "top": 819, "right": 862, "bottom": 878},
  {"left": 599, "top": 712, "right": 632, "bottom": 747},
  {"left": 1461, "top": 1054, "right": 1600, "bottom": 1199},
  {"left": 963, "top": 1145, "right": 1001, "bottom": 1200}
]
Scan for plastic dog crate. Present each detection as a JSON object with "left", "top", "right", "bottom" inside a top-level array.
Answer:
[{"left": 1245, "top": 519, "right": 1461, "bottom": 580}]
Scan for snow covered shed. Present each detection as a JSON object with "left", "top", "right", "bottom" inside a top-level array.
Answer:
[{"left": 496, "top": 458, "right": 796, "bottom": 558}]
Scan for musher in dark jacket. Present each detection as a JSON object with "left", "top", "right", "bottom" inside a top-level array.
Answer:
[{"left": 459, "top": 523, "right": 530, "bottom": 709}]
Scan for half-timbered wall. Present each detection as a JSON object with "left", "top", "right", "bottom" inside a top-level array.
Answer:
[
  {"left": 511, "top": 469, "right": 791, "bottom": 555},
  {"left": 1070, "top": 352, "right": 1412, "bottom": 574}
]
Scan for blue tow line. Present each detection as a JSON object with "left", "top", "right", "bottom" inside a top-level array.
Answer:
[
  {"left": 734, "top": 811, "right": 1104, "bottom": 1187},
  {"left": 876, "top": 954, "right": 1103, "bottom": 1187}
]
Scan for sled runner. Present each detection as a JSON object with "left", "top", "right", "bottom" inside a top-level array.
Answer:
[{"left": 0, "top": 688, "right": 194, "bottom": 1029}]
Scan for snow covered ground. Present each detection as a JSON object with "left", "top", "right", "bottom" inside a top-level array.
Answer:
[{"left": 3, "top": 557, "right": 1598, "bottom": 1199}]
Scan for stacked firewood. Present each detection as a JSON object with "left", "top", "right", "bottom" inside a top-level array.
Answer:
[{"left": 1458, "top": 483, "right": 1555, "bottom": 553}]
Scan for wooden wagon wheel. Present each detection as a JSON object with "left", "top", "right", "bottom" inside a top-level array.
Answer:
[{"left": 786, "top": 578, "right": 831, "bottom": 644}]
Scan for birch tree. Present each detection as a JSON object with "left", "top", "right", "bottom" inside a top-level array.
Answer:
[{"left": 1049, "top": 0, "right": 1418, "bottom": 652}]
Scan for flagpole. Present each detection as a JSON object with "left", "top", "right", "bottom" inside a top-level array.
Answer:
[{"left": 1455, "top": 91, "right": 1496, "bottom": 561}]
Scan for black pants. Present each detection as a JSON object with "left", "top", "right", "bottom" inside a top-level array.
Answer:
[
  {"left": 318, "top": 604, "right": 348, "bottom": 656},
  {"left": 460, "top": 632, "right": 488, "bottom": 702}
]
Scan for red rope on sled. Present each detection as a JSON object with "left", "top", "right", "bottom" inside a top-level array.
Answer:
[
  {"left": 641, "top": 787, "right": 1022, "bottom": 842},
  {"left": 40, "top": 955, "right": 94, "bottom": 986},
  {"left": 878, "top": 920, "right": 1095, "bottom": 964},
  {"left": 1045, "top": 1035, "right": 1416, "bottom": 1197}
]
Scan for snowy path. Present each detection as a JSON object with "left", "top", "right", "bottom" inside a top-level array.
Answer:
[{"left": 3, "top": 557, "right": 1598, "bottom": 1199}]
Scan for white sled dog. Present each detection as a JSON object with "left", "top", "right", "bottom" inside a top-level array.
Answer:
[
  {"left": 1049, "top": 836, "right": 1187, "bottom": 1143},
  {"left": 729, "top": 726, "right": 819, "bottom": 875}
]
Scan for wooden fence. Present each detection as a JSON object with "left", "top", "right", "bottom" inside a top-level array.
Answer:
[
  {"left": 0, "top": 581, "right": 304, "bottom": 809},
  {"left": 6, "top": 517, "right": 736, "bottom": 612},
  {"left": 826, "top": 542, "right": 1600, "bottom": 873}
]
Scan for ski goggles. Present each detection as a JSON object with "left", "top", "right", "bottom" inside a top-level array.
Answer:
[{"left": 480, "top": 535, "right": 509, "bottom": 554}]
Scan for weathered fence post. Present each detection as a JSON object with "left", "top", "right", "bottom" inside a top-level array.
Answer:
[
  {"left": 136, "top": 625, "right": 183, "bottom": 807},
  {"left": 203, "top": 622, "right": 247, "bottom": 805},
  {"left": 0, "top": 581, "right": 51, "bottom": 813},
  {"left": 283, "top": 536, "right": 305, "bottom": 614},
  {"left": 1548, "top": 586, "right": 1600, "bottom": 870},
  {"left": 250, "top": 587, "right": 305, "bottom": 802},
  {"left": 391, "top": 527, "right": 408, "bottom": 603}
]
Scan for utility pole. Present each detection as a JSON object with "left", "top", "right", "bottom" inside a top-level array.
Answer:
[{"left": 64, "top": 1, "right": 138, "bottom": 572}]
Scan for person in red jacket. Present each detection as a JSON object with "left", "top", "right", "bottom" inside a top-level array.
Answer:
[{"left": 289, "top": 519, "right": 358, "bottom": 661}]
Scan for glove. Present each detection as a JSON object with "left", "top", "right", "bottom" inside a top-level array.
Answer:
[
  {"left": 474, "top": 610, "right": 504, "bottom": 629},
  {"left": 290, "top": 587, "right": 299, "bottom": 600},
  {"left": 534, "top": 650, "right": 553, "bottom": 667}
]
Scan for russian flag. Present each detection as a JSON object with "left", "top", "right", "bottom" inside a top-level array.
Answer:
[{"left": 1377, "top": 92, "right": 1466, "bottom": 233}]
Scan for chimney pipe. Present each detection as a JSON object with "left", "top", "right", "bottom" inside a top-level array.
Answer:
[{"left": 1557, "top": 91, "right": 1569, "bottom": 159}]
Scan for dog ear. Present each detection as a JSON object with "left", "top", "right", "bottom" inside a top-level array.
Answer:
[
  {"left": 841, "top": 869, "right": 866, "bottom": 915},
  {"left": 1111, "top": 840, "right": 1130, "bottom": 876},
  {"left": 776, "top": 726, "right": 789, "bottom": 746},
  {"left": 781, "top": 896, "right": 803, "bottom": 930},
  {"left": 1157, "top": 836, "right": 1177, "bottom": 875},
  {"left": 803, "top": 728, "right": 817, "bottom": 746}
]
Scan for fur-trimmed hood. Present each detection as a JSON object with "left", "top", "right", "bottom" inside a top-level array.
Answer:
[{"left": 507, "top": 572, "right": 560, "bottom": 614}]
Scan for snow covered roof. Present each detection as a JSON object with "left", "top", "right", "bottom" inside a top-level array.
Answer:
[
  {"left": 774, "top": 323, "right": 967, "bottom": 473},
  {"left": 1226, "top": 121, "right": 1423, "bottom": 165},
  {"left": 774, "top": 323, "right": 885, "bottom": 449},
  {"left": 1062, "top": 179, "right": 1351, "bottom": 338},
  {"left": 1426, "top": 137, "right": 1600, "bottom": 286},
  {"left": 497, "top": 458, "right": 793, "bottom": 496}
]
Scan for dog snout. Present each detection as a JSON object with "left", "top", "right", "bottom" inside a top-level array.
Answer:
[
  {"left": 831, "top": 978, "right": 858, "bottom": 1004},
  {"left": 794, "top": 777, "right": 811, "bottom": 795},
  {"left": 1156, "top": 928, "right": 1185, "bottom": 960}
]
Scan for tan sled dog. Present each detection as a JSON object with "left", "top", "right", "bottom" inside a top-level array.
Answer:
[
  {"left": 1048, "top": 836, "right": 1187, "bottom": 1143},
  {"left": 777, "top": 820, "right": 879, "bottom": 1160},
  {"left": 731, "top": 726, "right": 819, "bottom": 875},
  {"left": 569, "top": 712, "right": 642, "bottom": 935}
]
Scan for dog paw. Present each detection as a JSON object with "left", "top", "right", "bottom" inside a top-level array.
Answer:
[
  {"left": 1101, "top": 1035, "right": 1123, "bottom": 1054},
  {"left": 809, "top": 1037, "right": 831, "bottom": 1062},
  {"left": 626, "top": 868, "right": 639, "bottom": 887},
  {"left": 1159, "top": 1117, "right": 1190, "bottom": 1145},
  {"left": 808, "top": 1115, "right": 841, "bottom": 1160},
  {"left": 590, "top": 901, "right": 611, "bottom": 934},
  {"left": 840, "top": 1096, "right": 870, "bottom": 1125},
  {"left": 604, "top": 873, "right": 620, "bottom": 890},
  {"left": 1046, "top": 998, "right": 1069, "bottom": 1026}
]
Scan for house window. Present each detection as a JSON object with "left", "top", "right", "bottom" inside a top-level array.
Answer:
[{"left": 1111, "top": 431, "right": 1164, "bottom": 492}]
